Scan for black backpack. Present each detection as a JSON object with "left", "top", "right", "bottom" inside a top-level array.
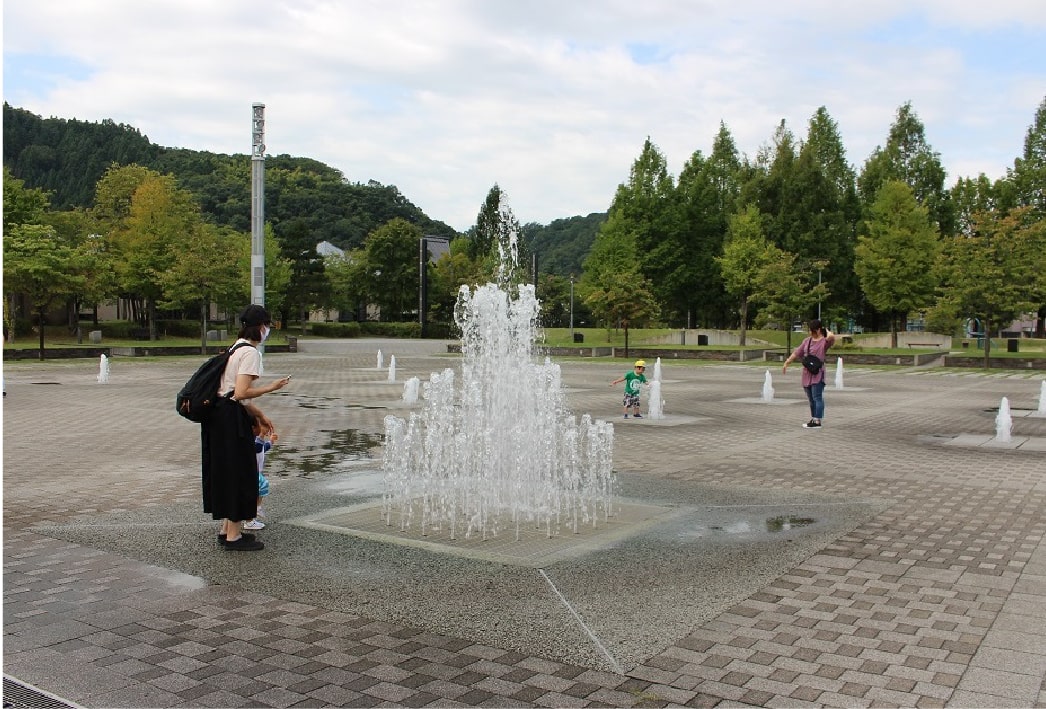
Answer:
[{"left": 176, "top": 342, "right": 252, "bottom": 422}]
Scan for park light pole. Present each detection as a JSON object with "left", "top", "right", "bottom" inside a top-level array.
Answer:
[{"left": 251, "top": 103, "right": 266, "bottom": 306}]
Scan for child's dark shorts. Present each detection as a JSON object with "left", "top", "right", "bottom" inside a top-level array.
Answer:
[{"left": 623, "top": 393, "right": 640, "bottom": 408}]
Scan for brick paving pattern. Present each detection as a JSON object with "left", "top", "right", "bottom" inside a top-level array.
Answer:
[{"left": 4, "top": 340, "right": 1046, "bottom": 707}]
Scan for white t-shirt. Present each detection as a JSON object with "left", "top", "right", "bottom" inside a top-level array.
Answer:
[{"left": 219, "top": 340, "right": 261, "bottom": 399}]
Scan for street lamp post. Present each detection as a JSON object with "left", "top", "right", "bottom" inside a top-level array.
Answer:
[{"left": 250, "top": 103, "right": 265, "bottom": 310}]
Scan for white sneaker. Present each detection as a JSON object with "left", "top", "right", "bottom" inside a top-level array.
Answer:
[{"left": 242, "top": 519, "right": 265, "bottom": 531}]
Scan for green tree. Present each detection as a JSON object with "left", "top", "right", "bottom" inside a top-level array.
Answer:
[
  {"left": 716, "top": 205, "right": 779, "bottom": 345},
  {"left": 428, "top": 239, "right": 487, "bottom": 325},
  {"left": 358, "top": 218, "right": 423, "bottom": 321},
  {"left": 161, "top": 223, "right": 246, "bottom": 351},
  {"left": 858, "top": 101, "right": 952, "bottom": 234},
  {"left": 108, "top": 172, "right": 201, "bottom": 338},
  {"left": 854, "top": 181, "right": 941, "bottom": 347},
  {"left": 467, "top": 185, "right": 527, "bottom": 285},
  {"left": 796, "top": 107, "right": 861, "bottom": 322},
  {"left": 582, "top": 267, "right": 660, "bottom": 354},
  {"left": 1007, "top": 96, "right": 1046, "bottom": 336},
  {"left": 3, "top": 224, "right": 85, "bottom": 357},
  {"left": 938, "top": 206, "right": 1046, "bottom": 366},
  {"left": 751, "top": 249, "right": 830, "bottom": 351},
  {"left": 1008, "top": 96, "right": 1046, "bottom": 219}
]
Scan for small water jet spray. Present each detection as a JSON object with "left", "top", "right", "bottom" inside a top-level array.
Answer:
[
  {"left": 402, "top": 376, "right": 420, "bottom": 404},
  {"left": 1039, "top": 381, "right": 1046, "bottom": 414},
  {"left": 97, "top": 354, "right": 110, "bottom": 384},
  {"left": 995, "top": 396, "right": 1012, "bottom": 442},
  {"left": 653, "top": 357, "right": 662, "bottom": 382},
  {"left": 377, "top": 349, "right": 384, "bottom": 370},
  {"left": 648, "top": 380, "right": 664, "bottom": 419},
  {"left": 834, "top": 357, "right": 844, "bottom": 390},
  {"left": 761, "top": 369, "right": 774, "bottom": 402},
  {"left": 387, "top": 355, "right": 396, "bottom": 382}
]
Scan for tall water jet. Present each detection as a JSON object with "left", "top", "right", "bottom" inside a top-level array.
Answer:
[
  {"left": 383, "top": 199, "right": 615, "bottom": 540},
  {"left": 97, "top": 354, "right": 110, "bottom": 384},
  {"left": 1039, "top": 381, "right": 1046, "bottom": 414},
  {"left": 648, "top": 380, "right": 664, "bottom": 419},
  {"left": 402, "top": 376, "right": 420, "bottom": 405},
  {"left": 387, "top": 355, "right": 396, "bottom": 382},
  {"left": 377, "top": 349, "right": 384, "bottom": 370},
  {"left": 834, "top": 357, "right": 844, "bottom": 390},
  {"left": 653, "top": 357, "right": 662, "bottom": 382},
  {"left": 995, "top": 396, "right": 1012, "bottom": 442},
  {"left": 761, "top": 369, "right": 774, "bottom": 402}
]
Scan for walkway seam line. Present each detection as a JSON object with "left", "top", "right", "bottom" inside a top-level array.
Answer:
[{"left": 538, "top": 568, "right": 624, "bottom": 675}]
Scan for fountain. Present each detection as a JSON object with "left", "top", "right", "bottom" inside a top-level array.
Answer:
[
  {"left": 377, "top": 349, "right": 384, "bottom": 370},
  {"left": 995, "top": 396, "right": 1012, "bottom": 442},
  {"left": 387, "top": 355, "right": 396, "bottom": 382},
  {"left": 97, "top": 354, "right": 110, "bottom": 384},
  {"left": 834, "top": 357, "right": 844, "bottom": 390},
  {"left": 382, "top": 201, "right": 615, "bottom": 540},
  {"left": 647, "top": 380, "right": 664, "bottom": 419},
  {"left": 402, "top": 376, "right": 420, "bottom": 405},
  {"left": 1039, "top": 381, "right": 1046, "bottom": 414},
  {"left": 761, "top": 369, "right": 774, "bottom": 403},
  {"left": 652, "top": 357, "right": 662, "bottom": 382}
]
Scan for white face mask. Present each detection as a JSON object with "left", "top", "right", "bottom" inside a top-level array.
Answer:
[{"left": 260, "top": 325, "right": 270, "bottom": 343}]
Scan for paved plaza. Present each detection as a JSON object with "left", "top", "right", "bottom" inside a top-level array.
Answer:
[{"left": 3, "top": 339, "right": 1046, "bottom": 708}]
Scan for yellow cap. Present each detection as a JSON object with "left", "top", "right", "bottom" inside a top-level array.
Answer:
[{"left": 634, "top": 360, "right": 646, "bottom": 367}]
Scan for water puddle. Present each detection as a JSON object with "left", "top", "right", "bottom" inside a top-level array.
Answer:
[
  {"left": 275, "top": 428, "right": 383, "bottom": 477},
  {"left": 680, "top": 513, "right": 818, "bottom": 540},
  {"left": 765, "top": 515, "right": 816, "bottom": 532}
]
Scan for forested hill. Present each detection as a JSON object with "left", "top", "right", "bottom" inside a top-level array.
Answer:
[{"left": 2, "top": 103, "right": 458, "bottom": 250}]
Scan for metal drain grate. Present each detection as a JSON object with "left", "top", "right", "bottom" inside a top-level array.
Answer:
[{"left": 3, "top": 677, "right": 80, "bottom": 709}]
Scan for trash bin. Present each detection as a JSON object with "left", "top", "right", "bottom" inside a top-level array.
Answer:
[
  {"left": 1007, "top": 338, "right": 1019, "bottom": 353},
  {"left": 697, "top": 334, "right": 709, "bottom": 346},
  {"left": 572, "top": 333, "right": 584, "bottom": 343}
]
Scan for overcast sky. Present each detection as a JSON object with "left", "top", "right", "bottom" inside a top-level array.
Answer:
[{"left": 4, "top": 1, "right": 1045, "bottom": 231}]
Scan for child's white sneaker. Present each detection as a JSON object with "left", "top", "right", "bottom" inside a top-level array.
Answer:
[{"left": 242, "top": 519, "right": 265, "bottom": 531}]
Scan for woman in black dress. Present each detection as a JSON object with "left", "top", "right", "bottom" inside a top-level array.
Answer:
[{"left": 201, "top": 304, "right": 290, "bottom": 550}]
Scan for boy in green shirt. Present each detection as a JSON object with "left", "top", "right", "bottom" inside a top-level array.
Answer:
[{"left": 611, "top": 360, "right": 647, "bottom": 418}]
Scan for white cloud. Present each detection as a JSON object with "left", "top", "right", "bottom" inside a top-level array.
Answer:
[{"left": 4, "top": 0, "right": 1045, "bottom": 230}]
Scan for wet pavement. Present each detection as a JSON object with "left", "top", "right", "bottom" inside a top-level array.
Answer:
[{"left": 4, "top": 340, "right": 1046, "bottom": 708}]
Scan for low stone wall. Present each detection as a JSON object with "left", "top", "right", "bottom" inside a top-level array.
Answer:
[
  {"left": 943, "top": 355, "right": 1046, "bottom": 369},
  {"left": 3, "top": 343, "right": 294, "bottom": 360},
  {"left": 615, "top": 347, "right": 783, "bottom": 363}
]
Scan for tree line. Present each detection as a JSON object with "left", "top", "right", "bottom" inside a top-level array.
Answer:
[
  {"left": 576, "top": 100, "right": 1045, "bottom": 360},
  {"left": 3, "top": 99, "right": 1045, "bottom": 366}
]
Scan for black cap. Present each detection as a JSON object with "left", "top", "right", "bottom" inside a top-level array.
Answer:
[{"left": 239, "top": 304, "right": 271, "bottom": 326}]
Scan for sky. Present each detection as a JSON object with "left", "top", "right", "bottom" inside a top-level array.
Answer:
[{"left": 4, "top": 1, "right": 1046, "bottom": 232}]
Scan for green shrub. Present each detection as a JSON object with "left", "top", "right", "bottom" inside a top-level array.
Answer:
[
  {"left": 359, "top": 321, "right": 421, "bottom": 338},
  {"left": 310, "top": 321, "right": 362, "bottom": 337}
]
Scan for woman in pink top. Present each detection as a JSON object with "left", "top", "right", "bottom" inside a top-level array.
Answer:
[{"left": 782, "top": 318, "right": 835, "bottom": 429}]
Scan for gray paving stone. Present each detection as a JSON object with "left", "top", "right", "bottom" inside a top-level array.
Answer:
[{"left": 5, "top": 344, "right": 1046, "bottom": 707}]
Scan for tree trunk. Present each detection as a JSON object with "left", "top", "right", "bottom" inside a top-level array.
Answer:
[
  {"left": 148, "top": 298, "right": 158, "bottom": 341},
  {"left": 36, "top": 307, "right": 45, "bottom": 361},
  {"left": 624, "top": 322, "right": 630, "bottom": 358},
  {"left": 890, "top": 314, "right": 898, "bottom": 349},
  {"left": 738, "top": 297, "right": 748, "bottom": 347},
  {"left": 200, "top": 300, "right": 209, "bottom": 354},
  {"left": 983, "top": 315, "right": 993, "bottom": 369}
]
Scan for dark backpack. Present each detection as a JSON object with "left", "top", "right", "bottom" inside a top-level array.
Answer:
[{"left": 176, "top": 342, "right": 252, "bottom": 422}]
